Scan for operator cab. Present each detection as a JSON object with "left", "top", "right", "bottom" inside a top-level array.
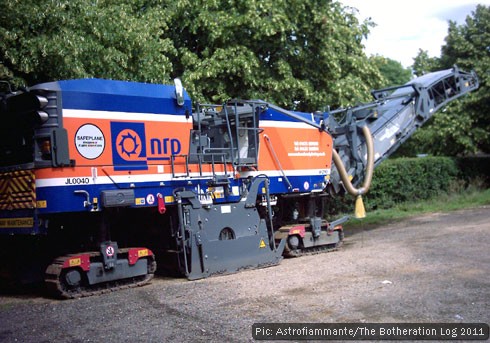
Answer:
[{"left": 188, "top": 101, "right": 261, "bottom": 168}]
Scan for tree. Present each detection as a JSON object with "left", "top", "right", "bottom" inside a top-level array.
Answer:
[
  {"left": 438, "top": 5, "right": 490, "bottom": 154},
  {"left": 0, "top": 0, "right": 384, "bottom": 112},
  {"left": 411, "top": 49, "right": 439, "bottom": 76},
  {"left": 369, "top": 55, "right": 412, "bottom": 87},
  {"left": 164, "top": 0, "right": 384, "bottom": 110},
  {"left": 399, "top": 5, "right": 489, "bottom": 156},
  {"left": 0, "top": 0, "right": 175, "bottom": 86}
]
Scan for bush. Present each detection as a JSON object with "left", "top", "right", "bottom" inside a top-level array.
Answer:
[
  {"left": 363, "top": 156, "right": 459, "bottom": 211},
  {"left": 325, "top": 156, "right": 489, "bottom": 215}
]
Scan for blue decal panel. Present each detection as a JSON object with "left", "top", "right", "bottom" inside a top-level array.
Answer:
[
  {"left": 56, "top": 78, "right": 192, "bottom": 115},
  {"left": 110, "top": 121, "right": 184, "bottom": 170},
  {"left": 111, "top": 122, "right": 148, "bottom": 171}
]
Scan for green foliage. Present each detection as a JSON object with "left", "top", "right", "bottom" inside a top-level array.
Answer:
[
  {"left": 403, "top": 5, "right": 490, "bottom": 156},
  {"left": 411, "top": 49, "right": 440, "bottom": 76},
  {"left": 344, "top": 188, "right": 490, "bottom": 229},
  {"left": 159, "top": 0, "right": 384, "bottom": 110},
  {"left": 325, "top": 156, "right": 471, "bottom": 215},
  {"left": 369, "top": 55, "right": 412, "bottom": 87},
  {"left": 0, "top": 0, "right": 175, "bottom": 85},
  {"left": 364, "top": 157, "right": 459, "bottom": 210},
  {"left": 438, "top": 5, "right": 490, "bottom": 154},
  {"left": 0, "top": 0, "right": 384, "bottom": 111}
]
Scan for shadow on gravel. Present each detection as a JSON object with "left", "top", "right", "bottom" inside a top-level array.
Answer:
[{"left": 0, "top": 281, "right": 47, "bottom": 299}]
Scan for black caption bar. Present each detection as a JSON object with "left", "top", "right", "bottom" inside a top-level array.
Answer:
[{"left": 252, "top": 323, "right": 489, "bottom": 340}]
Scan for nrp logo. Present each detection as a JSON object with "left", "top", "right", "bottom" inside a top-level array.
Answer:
[
  {"left": 111, "top": 122, "right": 148, "bottom": 170},
  {"left": 116, "top": 129, "right": 143, "bottom": 159}
]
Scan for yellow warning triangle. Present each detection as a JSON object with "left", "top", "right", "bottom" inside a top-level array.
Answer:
[{"left": 259, "top": 239, "right": 267, "bottom": 248}]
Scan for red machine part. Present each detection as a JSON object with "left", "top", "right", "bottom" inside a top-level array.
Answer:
[
  {"left": 61, "top": 254, "right": 91, "bottom": 271},
  {"left": 157, "top": 193, "right": 166, "bottom": 214},
  {"left": 128, "top": 247, "right": 154, "bottom": 266},
  {"left": 288, "top": 225, "right": 306, "bottom": 238}
]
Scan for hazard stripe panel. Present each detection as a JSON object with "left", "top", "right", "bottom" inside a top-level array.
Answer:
[{"left": 0, "top": 170, "right": 36, "bottom": 210}]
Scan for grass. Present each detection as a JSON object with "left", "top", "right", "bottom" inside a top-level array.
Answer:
[{"left": 342, "top": 187, "right": 490, "bottom": 230}]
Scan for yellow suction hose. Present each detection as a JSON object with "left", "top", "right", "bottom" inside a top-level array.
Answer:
[{"left": 332, "top": 126, "right": 375, "bottom": 218}]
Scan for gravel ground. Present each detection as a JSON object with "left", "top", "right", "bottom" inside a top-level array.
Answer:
[{"left": 0, "top": 206, "right": 489, "bottom": 342}]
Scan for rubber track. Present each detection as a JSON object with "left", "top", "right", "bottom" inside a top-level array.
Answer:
[
  {"left": 44, "top": 248, "right": 157, "bottom": 299},
  {"left": 283, "top": 230, "right": 344, "bottom": 258}
]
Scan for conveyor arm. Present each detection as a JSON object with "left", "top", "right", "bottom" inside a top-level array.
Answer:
[{"left": 329, "top": 66, "right": 479, "bottom": 195}]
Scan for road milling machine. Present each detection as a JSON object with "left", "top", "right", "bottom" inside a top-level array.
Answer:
[{"left": 0, "top": 66, "right": 478, "bottom": 297}]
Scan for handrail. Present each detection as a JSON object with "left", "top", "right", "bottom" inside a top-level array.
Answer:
[{"left": 263, "top": 134, "right": 293, "bottom": 191}]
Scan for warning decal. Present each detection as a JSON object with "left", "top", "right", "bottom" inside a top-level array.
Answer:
[
  {"left": 69, "top": 258, "right": 82, "bottom": 267},
  {"left": 259, "top": 239, "right": 267, "bottom": 248},
  {"left": 146, "top": 194, "right": 155, "bottom": 205},
  {"left": 105, "top": 245, "right": 115, "bottom": 257}
]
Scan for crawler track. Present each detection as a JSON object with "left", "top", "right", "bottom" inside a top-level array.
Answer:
[
  {"left": 282, "top": 230, "right": 344, "bottom": 258},
  {"left": 44, "top": 248, "right": 156, "bottom": 299}
]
